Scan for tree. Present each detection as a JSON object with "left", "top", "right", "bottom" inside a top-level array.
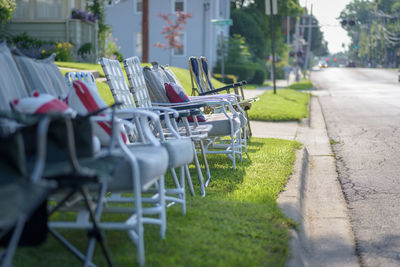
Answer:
[
  {"left": 303, "top": 16, "right": 329, "bottom": 56},
  {"left": 153, "top": 11, "right": 192, "bottom": 65},
  {"left": 230, "top": 0, "right": 304, "bottom": 62},
  {"left": 340, "top": 0, "right": 400, "bottom": 67},
  {"left": 0, "top": 0, "right": 16, "bottom": 26}
]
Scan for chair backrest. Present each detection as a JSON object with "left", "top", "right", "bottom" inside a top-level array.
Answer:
[
  {"left": 160, "top": 65, "right": 184, "bottom": 89},
  {"left": 0, "top": 42, "right": 30, "bottom": 110},
  {"left": 99, "top": 57, "right": 136, "bottom": 110},
  {"left": 65, "top": 71, "right": 97, "bottom": 89},
  {"left": 188, "top": 56, "right": 208, "bottom": 95},
  {"left": 13, "top": 52, "right": 70, "bottom": 98},
  {"left": 142, "top": 62, "right": 171, "bottom": 104},
  {"left": 199, "top": 57, "right": 215, "bottom": 91},
  {"left": 123, "top": 57, "right": 152, "bottom": 108}
]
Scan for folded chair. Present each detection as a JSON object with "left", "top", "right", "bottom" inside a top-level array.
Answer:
[
  {"left": 121, "top": 57, "right": 214, "bottom": 191},
  {"left": 189, "top": 56, "right": 257, "bottom": 138},
  {"left": 0, "top": 42, "right": 169, "bottom": 266},
  {"left": 141, "top": 61, "right": 243, "bottom": 171},
  {"left": 0, "top": 114, "right": 53, "bottom": 267},
  {"left": 70, "top": 65, "right": 197, "bottom": 208},
  {"left": 0, "top": 113, "right": 116, "bottom": 267},
  {"left": 188, "top": 57, "right": 249, "bottom": 140}
]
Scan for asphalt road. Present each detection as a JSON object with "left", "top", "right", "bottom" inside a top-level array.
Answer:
[{"left": 311, "top": 67, "right": 400, "bottom": 267}]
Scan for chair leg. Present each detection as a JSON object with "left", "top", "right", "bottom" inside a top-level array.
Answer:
[
  {"left": 1, "top": 216, "right": 27, "bottom": 267},
  {"left": 230, "top": 132, "right": 237, "bottom": 170},
  {"left": 199, "top": 139, "right": 212, "bottom": 187},
  {"left": 245, "top": 109, "right": 252, "bottom": 138},
  {"left": 184, "top": 164, "right": 195, "bottom": 196},
  {"left": 179, "top": 166, "right": 186, "bottom": 214},
  {"left": 80, "top": 185, "right": 113, "bottom": 267},
  {"left": 169, "top": 168, "right": 180, "bottom": 188},
  {"left": 158, "top": 175, "right": 166, "bottom": 239},
  {"left": 192, "top": 142, "right": 206, "bottom": 197}
]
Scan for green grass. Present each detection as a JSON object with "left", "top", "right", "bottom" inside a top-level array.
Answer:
[
  {"left": 56, "top": 62, "right": 106, "bottom": 77},
  {"left": 14, "top": 138, "right": 301, "bottom": 267},
  {"left": 287, "top": 80, "right": 314, "bottom": 90},
  {"left": 248, "top": 89, "right": 310, "bottom": 121},
  {"left": 244, "top": 82, "right": 271, "bottom": 90}
]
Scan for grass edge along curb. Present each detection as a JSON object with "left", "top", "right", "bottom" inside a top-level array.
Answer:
[
  {"left": 248, "top": 89, "right": 310, "bottom": 122},
  {"left": 15, "top": 138, "right": 301, "bottom": 267},
  {"left": 287, "top": 80, "right": 314, "bottom": 90}
]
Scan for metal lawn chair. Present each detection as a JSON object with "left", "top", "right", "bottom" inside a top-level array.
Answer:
[
  {"left": 0, "top": 113, "right": 116, "bottom": 267},
  {"left": 99, "top": 58, "right": 204, "bottom": 197},
  {"left": 1, "top": 42, "right": 169, "bottom": 266},
  {"left": 142, "top": 60, "right": 243, "bottom": 170},
  {"left": 188, "top": 56, "right": 259, "bottom": 140}
]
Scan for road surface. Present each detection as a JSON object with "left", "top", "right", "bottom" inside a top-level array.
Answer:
[{"left": 311, "top": 67, "right": 400, "bottom": 267}]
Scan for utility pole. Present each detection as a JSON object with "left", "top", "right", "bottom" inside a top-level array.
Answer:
[
  {"left": 287, "top": 16, "right": 290, "bottom": 66},
  {"left": 294, "top": 18, "right": 300, "bottom": 81},
  {"left": 142, "top": 0, "right": 149, "bottom": 62},
  {"left": 303, "top": 5, "right": 313, "bottom": 78},
  {"left": 266, "top": 0, "right": 278, "bottom": 94}
]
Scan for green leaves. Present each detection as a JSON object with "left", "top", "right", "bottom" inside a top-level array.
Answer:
[{"left": 0, "top": 0, "right": 16, "bottom": 25}]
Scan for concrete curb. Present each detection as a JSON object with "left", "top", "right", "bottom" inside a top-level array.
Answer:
[
  {"left": 278, "top": 96, "right": 359, "bottom": 267},
  {"left": 277, "top": 147, "right": 309, "bottom": 267}
]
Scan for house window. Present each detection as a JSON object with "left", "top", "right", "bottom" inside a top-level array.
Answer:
[
  {"left": 173, "top": 0, "right": 185, "bottom": 13},
  {"left": 173, "top": 32, "right": 185, "bottom": 56},
  {"left": 13, "top": 0, "right": 30, "bottom": 19},
  {"left": 135, "top": 0, "right": 143, "bottom": 13},
  {"left": 136, "top": 32, "right": 142, "bottom": 57},
  {"left": 36, "top": 0, "right": 62, "bottom": 19}
]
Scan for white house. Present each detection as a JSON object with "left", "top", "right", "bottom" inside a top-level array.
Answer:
[{"left": 106, "top": 0, "right": 231, "bottom": 68}]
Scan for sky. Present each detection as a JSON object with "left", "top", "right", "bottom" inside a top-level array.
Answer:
[{"left": 299, "top": 0, "right": 353, "bottom": 54}]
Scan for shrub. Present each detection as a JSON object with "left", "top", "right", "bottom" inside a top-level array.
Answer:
[
  {"left": 249, "top": 66, "right": 267, "bottom": 85},
  {"left": 214, "top": 64, "right": 255, "bottom": 82},
  {"left": 0, "top": 0, "right": 16, "bottom": 25},
  {"left": 54, "top": 42, "right": 74, "bottom": 61},
  {"left": 78, "top": 42, "right": 92, "bottom": 57}
]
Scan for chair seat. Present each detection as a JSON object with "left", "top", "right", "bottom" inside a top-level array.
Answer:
[
  {"left": 162, "top": 138, "right": 194, "bottom": 168},
  {"left": 110, "top": 145, "right": 169, "bottom": 191},
  {"left": 202, "top": 113, "right": 241, "bottom": 137}
]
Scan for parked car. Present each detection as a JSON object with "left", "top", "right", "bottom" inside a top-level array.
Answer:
[
  {"left": 346, "top": 61, "right": 356, "bottom": 67},
  {"left": 319, "top": 61, "right": 328, "bottom": 68}
]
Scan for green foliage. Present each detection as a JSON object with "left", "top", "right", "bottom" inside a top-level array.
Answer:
[
  {"left": 86, "top": 0, "right": 111, "bottom": 57},
  {"left": 303, "top": 16, "right": 329, "bottom": 56},
  {"left": 15, "top": 138, "right": 301, "bottom": 266},
  {"left": 287, "top": 80, "right": 314, "bottom": 90},
  {"left": 230, "top": 9, "right": 265, "bottom": 59},
  {"left": 248, "top": 89, "right": 310, "bottom": 121},
  {"left": 249, "top": 65, "right": 267, "bottom": 85},
  {"left": 0, "top": 0, "right": 15, "bottom": 25},
  {"left": 78, "top": 43, "right": 92, "bottom": 57},
  {"left": 340, "top": 0, "right": 400, "bottom": 66},
  {"left": 103, "top": 33, "right": 123, "bottom": 62},
  {"left": 217, "top": 34, "right": 251, "bottom": 65},
  {"left": 214, "top": 63, "right": 256, "bottom": 82},
  {"left": 54, "top": 42, "right": 74, "bottom": 62}
]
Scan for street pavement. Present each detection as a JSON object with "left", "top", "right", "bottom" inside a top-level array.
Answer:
[
  {"left": 246, "top": 75, "right": 359, "bottom": 266},
  {"left": 312, "top": 67, "right": 400, "bottom": 267}
]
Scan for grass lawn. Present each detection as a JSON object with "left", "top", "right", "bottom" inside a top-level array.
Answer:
[
  {"left": 287, "top": 80, "right": 314, "bottom": 90},
  {"left": 244, "top": 82, "right": 271, "bottom": 90},
  {"left": 248, "top": 89, "right": 310, "bottom": 121},
  {"left": 14, "top": 138, "right": 301, "bottom": 267}
]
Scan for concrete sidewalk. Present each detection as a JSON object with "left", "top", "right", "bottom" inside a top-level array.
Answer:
[{"left": 249, "top": 96, "right": 359, "bottom": 266}]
